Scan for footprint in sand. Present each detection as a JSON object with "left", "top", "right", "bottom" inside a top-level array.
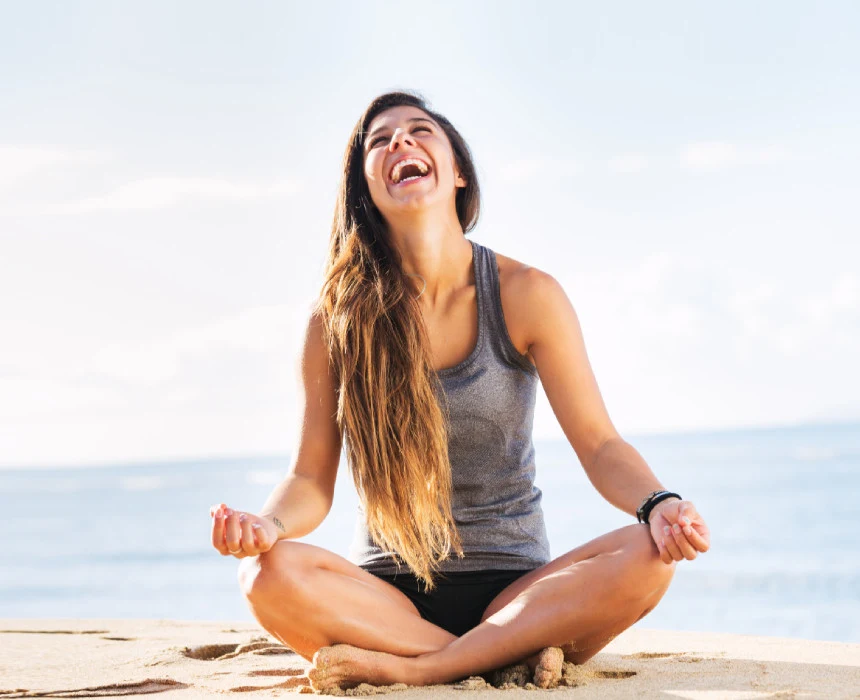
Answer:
[
  {"left": 0, "top": 630, "right": 136, "bottom": 643},
  {"left": 181, "top": 637, "right": 309, "bottom": 694},
  {"left": 595, "top": 670, "right": 637, "bottom": 679},
  {"left": 626, "top": 651, "right": 704, "bottom": 663},
  {"left": 629, "top": 651, "right": 679, "bottom": 659},
  {"left": 228, "top": 676, "right": 311, "bottom": 693},
  {"left": 0, "top": 630, "right": 110, "bottom": 635},
  {"left": 229, "top": 668, "right": 315, "bottom": 694},
  {"left": 0, "top": 678, "right": 188, "bottom": 697},
  {"left": 182, "top": 637, "right": 295, "bottom": 661}
]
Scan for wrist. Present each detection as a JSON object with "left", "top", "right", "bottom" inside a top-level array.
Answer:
[
  {"left": 259, "top": 513, "right": 289, "bottom": 540},
  {"left": 650, "top": 496, "right": 680, "bottom": 517},
  {"left": 636, "top": 490, "right": 682, "bottom": 524}
]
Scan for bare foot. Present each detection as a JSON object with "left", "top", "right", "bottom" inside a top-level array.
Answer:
[
  {"left": 307, "top": 644, "right": 408, "bottom": 692},
  {"left": 532, "top": 646, "right": 564, "bottom": 689}
]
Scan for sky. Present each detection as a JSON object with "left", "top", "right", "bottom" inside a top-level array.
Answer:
[{"left": 1, "top": 1, "right": 858, "bottom": 468}]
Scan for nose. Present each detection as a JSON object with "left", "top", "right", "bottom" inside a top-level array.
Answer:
[{"left": 387, "top": 127, "right": 415, "bottom": 151}]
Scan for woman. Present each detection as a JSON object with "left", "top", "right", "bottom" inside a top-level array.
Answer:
[{"left": 209, "top": 90, "right": 711, "bottom": 692}]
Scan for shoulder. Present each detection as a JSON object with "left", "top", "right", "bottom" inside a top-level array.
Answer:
[
  {"left": 493, "top": 249, "right": 570, "bottom": 356},
  {"left": 495, "top": 250, "right": 564, "bottom": 302}
]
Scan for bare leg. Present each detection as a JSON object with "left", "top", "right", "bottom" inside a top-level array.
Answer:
[
  {"left": 239, "top": 539, "right": 550, "bottom": 684},
  {"left": 307, "top": 524, "right": 675, "bottom": 691},
  {"left": 237, "top": 540, "right": 458, "bottom": 661}
]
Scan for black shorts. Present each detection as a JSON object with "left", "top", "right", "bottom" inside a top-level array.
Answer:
[{"left": 368, "top": 568, "right": 536, "bottom": 637}]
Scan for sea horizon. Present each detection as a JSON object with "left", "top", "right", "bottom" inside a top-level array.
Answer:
[
  {"left": 4, "top": 417, "right": 857, "bottom": 472},
  {"left": 3, "top": 419, "right": 859, "bottom": 645}
]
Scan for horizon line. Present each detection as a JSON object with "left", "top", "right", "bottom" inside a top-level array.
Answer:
[{"left": 1, "top": 417, "right": 857, "bottom": 472}]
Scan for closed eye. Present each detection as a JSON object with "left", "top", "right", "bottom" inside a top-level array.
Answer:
[{"left": 369, "top": 126, "right": 431, "bottom": 148}]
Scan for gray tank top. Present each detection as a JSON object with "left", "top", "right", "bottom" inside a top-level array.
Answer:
[{"left": 348, "top": 238, "right": 552, "bottom": 574}]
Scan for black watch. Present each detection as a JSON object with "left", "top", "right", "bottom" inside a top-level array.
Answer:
[{"left": 636, "top": 490, "right": 682, "bottom": 524}]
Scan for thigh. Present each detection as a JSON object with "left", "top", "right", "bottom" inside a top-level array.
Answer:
[
  {"left": 252, "top": 540, "right": 425, "bottom": 620},
  {"left": 243, "top": 541, "right": 462, "bottom": 660},
  {"left": 479, "top": 523, "right": 659, "bottom": 622}
]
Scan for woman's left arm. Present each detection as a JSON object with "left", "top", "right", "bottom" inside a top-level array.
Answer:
[{"left": 509, "top": 266, "right": 711, "bottom": 563}]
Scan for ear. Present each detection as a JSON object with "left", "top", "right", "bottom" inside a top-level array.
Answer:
[{"left": 456, "top": 172, "right": 467, "bottom": 187}]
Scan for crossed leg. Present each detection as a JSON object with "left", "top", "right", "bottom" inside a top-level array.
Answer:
[
  {"left": 239, "top": 523, "right": 675, "bottom": 692},
  {"left": 237, "top": 539, "right": 458, "bottom": 661}
]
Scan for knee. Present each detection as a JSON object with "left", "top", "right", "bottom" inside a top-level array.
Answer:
[
  {"left": 237, "top": 540, "right": 318, "bottom": 602},
  {"left": 626, "top": 525, "right": 676, "bottom": 594}
]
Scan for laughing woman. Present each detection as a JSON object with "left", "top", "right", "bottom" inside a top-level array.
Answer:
[{"left": 209, "top": 90, "right": 711, "bottom": 692}]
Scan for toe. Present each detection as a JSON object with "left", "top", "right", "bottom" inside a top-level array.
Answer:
[{"left": 533, "top": 646, "right": 564, "bottom": 689}]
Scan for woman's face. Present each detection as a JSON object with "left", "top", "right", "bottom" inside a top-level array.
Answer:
[{"left": 362, "top": 105, "right": 466, "bottom": 217}]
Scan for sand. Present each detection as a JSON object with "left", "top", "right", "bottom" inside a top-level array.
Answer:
[{"left": 1, "top": 618, "right": 858, "bottom": 698}]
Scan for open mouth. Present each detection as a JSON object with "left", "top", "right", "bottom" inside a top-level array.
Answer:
[
  {"left": 389, "top": 158, "right": 433, "bottom": 186},
  {"left": 392, "top": 170, "right": 432, "bottom": 186}
]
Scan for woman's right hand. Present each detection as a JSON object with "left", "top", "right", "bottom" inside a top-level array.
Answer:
[{"left": 210, "top": 503, "right": 279, "bottom": 558}]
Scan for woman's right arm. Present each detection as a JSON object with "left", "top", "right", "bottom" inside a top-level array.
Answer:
[{"left": 258, "top": 310, "right": 343, "bottom": 541}]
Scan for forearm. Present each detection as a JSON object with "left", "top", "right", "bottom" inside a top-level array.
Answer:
[
  {"left": 584, "top": 437, "right": 667, "bottom": 517},
  {"left": 258, "top": 472, "right": 332, "bottom": 540}
]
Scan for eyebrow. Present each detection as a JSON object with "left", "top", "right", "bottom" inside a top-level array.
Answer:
[{"left": 365, "top": 117, "right": 436, "bottom": 144}]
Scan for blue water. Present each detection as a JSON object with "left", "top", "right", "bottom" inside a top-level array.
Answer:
[{"left": 3, "top": 422, "right": 858, "bottom": 643}]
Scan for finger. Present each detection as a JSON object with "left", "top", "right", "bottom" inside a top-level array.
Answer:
[
  {"left": 675, "top": 502, "right": 710, "bottom": 554},
  {"left": 224, "top": 510, "right": 243, "bottom": 554},
  {"left": 670, "top": 523, "right": 698, "bottom": 560},
  {"left": 676, "top": 507, "right": 701, "bottom": 538},
  {"left": 652, "top": 529, "right": 673, "bottom": 565},
  {"left": 686, "top": 523, "right": 710, "bottom": 553},
  {"left": 649, "top": 515, "right": 674, "bottom": 565},
  {"left": 211, "top": 508, "right": 228, "bottom": 555},
  {"left": 678, "top": 502, "right": 700, "bottom": 526},
  {"left": 237, "top": 514, "right": 255, "bottom": 555},
  {"left": 251, "top": 523, "right": 271, "bottom": 552},
  {"left": 662, "top": 525, "right": 683, "bottom": 561}
]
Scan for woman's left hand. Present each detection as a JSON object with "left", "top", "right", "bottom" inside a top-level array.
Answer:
[{"left": 648, "top": 499, "right": 711, "bottom": 564}]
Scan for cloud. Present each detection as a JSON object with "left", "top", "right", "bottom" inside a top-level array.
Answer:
[
  {"left": 606, "top": 153, "right": 649, "bottom": 174},
  {"left": 75, "top": 176, "right": 304, "bottom": 212},
  {"left": 0, "top": 377, "right": 116, "bottom": 420},
  {"left": 89, "top": 302, "right": 310, "bottom": 386},
  {"left": 679, "top": 141, "right": 792, "bottom": 172},
  {"left": 578, "top": 252, "right": 857, "bottom": 369},
  {"left": 498, "top": 157, "right": 582, "bottom": 183},
  {"left": 0, "top": 145, "right": 107, "bottom": 186}
]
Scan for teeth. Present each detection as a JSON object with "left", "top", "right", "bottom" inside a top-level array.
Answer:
[{"left": 391, "top": 158, "right": 430, "bottom": 184}]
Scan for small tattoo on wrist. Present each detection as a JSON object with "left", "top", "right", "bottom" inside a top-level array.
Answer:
[{"left": 272, "top": 517, "right": 286, "bottom": 533}]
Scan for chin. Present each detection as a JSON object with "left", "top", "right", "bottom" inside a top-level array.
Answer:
[{"left": 387, "top": 191, "right": 437, "bottom": 209}]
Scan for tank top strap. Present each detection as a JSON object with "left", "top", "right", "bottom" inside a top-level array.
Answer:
[
  {"left": 474, "top": 240, "right": 535, "bottom": 371},
  {"left": 472, "top": 239, "right": 495, "bottom": 339}
]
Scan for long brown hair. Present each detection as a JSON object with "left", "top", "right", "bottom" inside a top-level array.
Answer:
[{"left": 313, "top": 90, "right": 481, "bottom": 591}]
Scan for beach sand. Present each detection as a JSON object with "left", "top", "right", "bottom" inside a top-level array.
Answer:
[{"left": 1, "top": 618, "right": 858, "bottom": 698}]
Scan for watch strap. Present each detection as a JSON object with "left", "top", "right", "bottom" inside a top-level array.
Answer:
[{"left": 637, "top": 490, "right": 682, "bottom": 524}]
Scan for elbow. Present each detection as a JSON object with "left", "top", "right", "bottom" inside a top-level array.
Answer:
[{"left": 585, "top": 434, "right": 624, "bottom": 473}]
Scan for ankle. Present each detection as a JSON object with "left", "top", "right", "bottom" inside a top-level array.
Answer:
[{"left": 411, "top": 651, "right": 437, "bottom": 686}]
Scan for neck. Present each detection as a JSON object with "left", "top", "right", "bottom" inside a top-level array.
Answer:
[{"left": 386, "top": 224, "right": 472, "bottom": 306}]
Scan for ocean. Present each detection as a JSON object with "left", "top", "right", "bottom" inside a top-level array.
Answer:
[{"left": 2, "top": 422, "right": 858, "bottom": 644}]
